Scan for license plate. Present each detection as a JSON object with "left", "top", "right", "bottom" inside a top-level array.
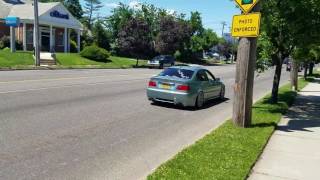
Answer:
[{"left": 160, "top": 84, "right": 171, "bottom": 90}]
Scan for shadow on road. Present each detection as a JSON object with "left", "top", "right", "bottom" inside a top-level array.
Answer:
[{"left": 150, "top": 97, "right": 230, "bottom": 111}]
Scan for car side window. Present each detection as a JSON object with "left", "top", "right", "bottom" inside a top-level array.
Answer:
[
  {"left": 205, "top": 71, "right": 216, "bottom": 81},
  {"left": 197, "top": 70, "right": 209, "bottom": 81}
]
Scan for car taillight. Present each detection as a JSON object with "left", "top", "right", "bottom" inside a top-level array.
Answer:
[
  {"left": 177, "top": 85, "right": 190, "bottom": 91},
  {"left": 148, "top": 81, "right": 157, "bottom": 87}
]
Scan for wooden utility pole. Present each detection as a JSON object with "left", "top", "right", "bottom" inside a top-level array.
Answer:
[
  {"left": 232, "top": 3, "right": 261, "bottom": 128},
  {"left": 33, "top": 0, "right": 40, "bottom": 66}
]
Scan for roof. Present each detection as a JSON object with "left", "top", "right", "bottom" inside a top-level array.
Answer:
[
  {"left": 8, "top": 2, "right": 60, "bottom": 19},
  {"left": 0, "top": 1, "right": 12, "bottom": 18},
  {"left": 172, "top": 65, "right": 204, "bottom": 71},
  {"left": 0, "top": 0, "right": 82, "bottom": 29}
]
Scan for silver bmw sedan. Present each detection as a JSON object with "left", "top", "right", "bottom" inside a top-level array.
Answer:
[{"left": 147, "top": 65, "right": 225, "bottom": 108}]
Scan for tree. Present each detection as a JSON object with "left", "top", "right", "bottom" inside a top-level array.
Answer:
[
  {"left": 106, "top": 3, "right": 134, "bottom": 40},
  {"left": 259, "top": 0, "right": 320, "bottom": 103},
  {"left": 155, "top": 16, "right": 192, "bottom": 55},
  {"left": 64, "top": 0, "right": 83, "bottom": 19},
  {"left": 189, "top": 11, "right": 204, "bottom": 35},
  {"left": 117, "top": 17, "right": 153, "bottom": 66},
  {"left": 190, "top": 28, "right": 219, "bottom": 53},
  {"left": 83, "top": 0, "right": 103, "bottom": 30},
  {"left": 92, "top": 20, "right": 111, "bottom": 50}
]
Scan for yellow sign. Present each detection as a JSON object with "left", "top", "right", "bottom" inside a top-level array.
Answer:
[
  {"left": 234, "top": 0, "right": 260, "bottom": 14},
  {"left": 231, "top": 13, "right": 261, "bottom": 37}
]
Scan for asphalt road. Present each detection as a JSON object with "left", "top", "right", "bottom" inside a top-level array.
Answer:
[{"left": 0, "top": 65, "right": 290, "bottom": 180}]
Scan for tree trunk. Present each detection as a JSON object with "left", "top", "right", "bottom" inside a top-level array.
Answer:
[
  {"left": 232, "top": 37, "right": 257, "bottom": 127},
  {"left": 304, "top": 62, "right": 308, "bottom": 80},
  {"left": 136, "top": 58, "right": 139, "bottom": 67},
  {"left": 309, "top": 62, "right": 314, "bottom": 75},
  {"left": 290, "top": 60, "right": 298, "bottom": 91},
  {"left": 271, "top": 55, "right": 283, "bottom": 104}
]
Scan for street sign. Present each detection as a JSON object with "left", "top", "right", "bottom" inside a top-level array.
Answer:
[
  {"left": 234, "top": 0, "right": 260, "bottom": 14},
  {"left": 5, "top": 16, "right": 20, "bottom": 27},
  {"left": 231, "top": 13, "right": 261, "bottom": 37}
]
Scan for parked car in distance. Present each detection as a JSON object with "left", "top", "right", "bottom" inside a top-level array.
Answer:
[
  {"left": 147, "top": 65, "right": 225, "bottom": 108},
  {"left": 286, "top": 61, "right": 303, "bottom": 72},
  {"left": 286, "top": 61, "right": 292, "bottom": 71},
  {"left": 148, "top": 55, "right": 175, "bottom": 69}
]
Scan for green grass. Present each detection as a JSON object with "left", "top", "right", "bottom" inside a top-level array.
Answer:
[
  {"left": 148, "top": 78, "right": 310, "bottom": 180},
  {"left": 0, "top": 50, "right": 147, "bottom": 69},
  {"left": 56, "top": 53, "right": 147, "bottom": 69},
  {"left": 0, "top": 50, "right": 34, "bottom": 68}
]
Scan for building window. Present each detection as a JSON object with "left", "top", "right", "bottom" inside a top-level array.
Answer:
[
  {"left": 56, "top": 30, "right": 64, "bottom": 46},
  {"left": 26, "top": 26, "right": 33, "bottom": 44}
]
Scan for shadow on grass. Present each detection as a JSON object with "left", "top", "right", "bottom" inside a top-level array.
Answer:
[
  {"left": 250, "top": 122, "right": 277, "bottom": 128},
  {"left": 133, "top": 65, "right": 150, "bottom": 68},
  {"left": 151, "top": 97, "right": 230, "bottom": 111}
]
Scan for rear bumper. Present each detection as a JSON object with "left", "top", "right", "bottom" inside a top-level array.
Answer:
[
  {"left": 147, "top": 62, "right": 160, "bottom": 67},
  {"left": 147, "top": 88, "right": 197, "bottom": 107}
]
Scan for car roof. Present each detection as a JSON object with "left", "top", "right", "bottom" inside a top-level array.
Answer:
[{"left": 170, "top": 65, "right": 204, "bottom": 71}]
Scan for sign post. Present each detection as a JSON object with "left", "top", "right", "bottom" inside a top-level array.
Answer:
[
  {"left": 5, "top": 16, "right": 20, "bottom": 53},
  {"left": 232, "top": 1, "right": 261, "bottom": 127},
  {"left": 34, "top": 0, "right": 40, "bottom": 66}
]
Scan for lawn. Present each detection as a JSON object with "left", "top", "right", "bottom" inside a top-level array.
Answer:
[
  {"left": 0, "top": 50, "right": 147, "bottom": 69},
  {"left": 56, "top": 53, "right": 147, "bottom": 69},
  {"left": 0, "top": 50, "right": 34, "bottom": 68},
  {"left": 148, "top": 78, "right": 309, "bottom": 180}
]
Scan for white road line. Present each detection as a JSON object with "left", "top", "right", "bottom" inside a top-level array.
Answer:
[
  {"left": 0, "top": 73, "right": 156, "bottom": 84},
  {"left": 0, "top": 78, "right": 148, "bottom": 94}
]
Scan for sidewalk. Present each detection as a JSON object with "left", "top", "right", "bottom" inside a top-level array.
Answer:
[{"left": 249, "top": 79, "right": 320, "bottom": 180}]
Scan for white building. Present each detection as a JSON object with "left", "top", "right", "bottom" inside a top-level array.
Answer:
[{"left": 0, "top": 0, "right": 83, "bottom": 52}]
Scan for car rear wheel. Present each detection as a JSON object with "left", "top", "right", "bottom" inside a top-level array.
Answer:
[{"left": 196, "top": 92, "right": 205, "bottom": 109}]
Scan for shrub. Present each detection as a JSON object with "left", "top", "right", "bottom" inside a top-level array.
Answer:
[
  {"left": 174, "top": 50, "right": 182, "bottom": 61},
  {"left": 0, "top": 37, "right": 23, "bottom": 50},
  {"left": 15, "top": 40, "right": 23, "bottom": 50},
  {"left": 70, "top": 40, "right": 78, "bottom": 53},
  {"left": 0, "top": 36, "right": 10, "bottom": 49},
  {"left": 80, "top": 45, "right": 110, "bottom": 62}
]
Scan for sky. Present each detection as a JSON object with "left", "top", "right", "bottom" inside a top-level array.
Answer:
[{"left": 80, "top": 0, "right": 240, "bottom": 36}]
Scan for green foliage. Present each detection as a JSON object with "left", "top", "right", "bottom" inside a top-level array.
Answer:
[
  {"left": 174, "top": 50, "right": 182, "bottom": 61},
  {"left": 0, "top": 36, "right": 10, "bottom": 49},
  {"left": 256, "top": 32, "right": 274, "bottom": 72},
  {"left": 155, "top": 16, "right": 192, "bottom": 55},
  {"left": 80, "top": 45, "right": 110, "bottom": 62},
  {"left": 189, "top": 11, "right": 204, "bottom": 35},
  {"left": 70, "top": 40, "right": 78, "bottom": 53},
  {"left": 106, "top": 3, "right": 134, "bottom": 40},
  {"left": 83, "top": 0, "right": 103, "bottom": 30},
  {"left": 81, "top": 30, "right": 94, "bottom": 49},
  {"left": 148, "top": 79, "right": 309, "bottom": 180},
  {"left": 0, "top": 36, "right": 23, "bottom": 51},
  {"left": 117, "top": 17, "right": 153, "bottom": 59},
  {"left": 93, "top": 20, "right": 111, "bottom": 50},
  {"left": 64, "top": 0, "right": 83, "bottom": 19}
]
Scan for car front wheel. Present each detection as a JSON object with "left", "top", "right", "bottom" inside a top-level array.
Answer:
[{"left": 219, "top": 86, "right": 225, "bottom": 100}]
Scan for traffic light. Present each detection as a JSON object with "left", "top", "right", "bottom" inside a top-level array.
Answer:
[{"left": 242, "top": 0, "right": 253, "bottom": 5}]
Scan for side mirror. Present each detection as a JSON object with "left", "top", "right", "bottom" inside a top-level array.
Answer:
[{"left": 216, "top": 78, "right": 221, "bottom": 82}]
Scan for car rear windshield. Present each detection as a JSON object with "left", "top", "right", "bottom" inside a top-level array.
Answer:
[{"left": 159, "top": 68, "right": 194, "bottom": 79}]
